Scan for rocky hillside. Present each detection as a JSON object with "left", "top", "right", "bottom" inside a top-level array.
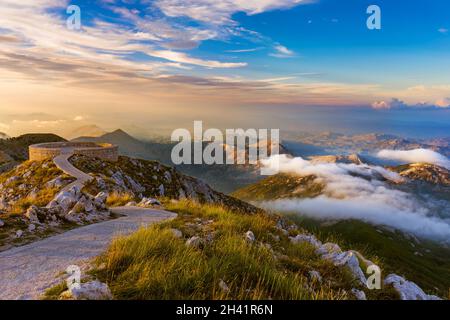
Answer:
[
  {"left": 0, "top": 154, "right": 258, "bottom": 251},
  {"left": 232, "top": 155, "right": 450, "bottom": 296},
  {"left": 47, "top": 200, "right": 440, "bottom": 300},
  {"left": 308, "top": 154, "right": 365, "bottom": 165},
  {"left": 232, "top": 173, "right": 324, "bottom": 201},
  {"left": 70, "top": 155, "right": 259, "bottom": 215},
  {"left": 0, "top": 133, "right": 66, "bottom": 173},
  {"left": 74, "top": 129, "right": 292, "bottom": 193},
  {"left": 390, "top": 163, "right": 450, "bottom": 185}
]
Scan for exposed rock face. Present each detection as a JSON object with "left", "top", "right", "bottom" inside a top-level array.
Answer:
[
  {"left": 42, "top": 186, "right": 110, "bottom": 224},
  {"left": 60, "top": 281, "right": 112, "bottom": 300},
  {"left": 384, "top": 274, "right": 441, "bottom": 300},
  {"left": 290, "top": 233, "right": 440, "bottom": 299},
  {"left": 391, "top": 163, "right": 450, "bottom": 185},
  {"left": 70, "top": 154, "right": 259, "bottom": 214},
  {"left": 309, "top": 154, "right": 365, "bottom": 165}
]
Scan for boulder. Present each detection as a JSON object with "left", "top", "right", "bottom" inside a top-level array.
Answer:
[
  {"left": 219, "top": 279, "right": 230, "bottom": 293},
  {"left": 52, "top": 186, "right": 81, "bottom": 212},
  {"left": 0, "top": 219, "right": 4, "bottom": 227},
  {"left": 308, "top": 270, "right": 322, "bottom": 283},
  {"left": 322, "top": 251, "right": 367, "bottom": 286},
  {"left": 289, "top": 234, "right": 322, "bottom": 250},
  {"left": 384, "top": 274, "right": 441, "bottom": 300},
  {"left": 94, "top": 192, "right": 108, "bottom": 205},
  {"left": 28, "top": 224, "right": 36, "bottom": 232},
  {"left": 351, "top": 288, "right": 367, "bottom": 300},
  {"left": 170, "top": 228, "right": 183, "bottom": 238},
  {"left": 245, "top": 231, "right": 256, "bottom": 243},
  {"left": 60, "top": 281, "right": 113, "bottom": 300},
  {"left": 16, "top": 230, "right": 23, "bottom": 238},
  {"left": 139, "top": 198, "right": 161, "bottom": 207},
  {"left": 186, "top": 236, "right": 203, "bottom": 248},
  {"left": 25, "top": 205, "right": 40, "bottom": 223}
]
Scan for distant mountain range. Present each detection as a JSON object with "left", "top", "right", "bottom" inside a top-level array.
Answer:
[
  {"left": 232, "top": 156, "right": 450, "bottom": 295},
  {"left": 72, "top": 129, "right": 290, "bottom": 193},
  {"left": 284, "top": 132, "right": 450, "bottom": 158},
  {"left": 64, "top": 125, "right": 107, "bottom": 140}
]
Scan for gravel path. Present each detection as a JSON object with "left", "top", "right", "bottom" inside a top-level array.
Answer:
[{"left": 0, "top": 152, "right": 177, "bottom": 300}]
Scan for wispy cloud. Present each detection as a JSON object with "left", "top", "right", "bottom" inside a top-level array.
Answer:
[
  {"left": 372, "top": 98, "right": 450, "bottom": 110},
  {"left": 270, "top": 45, "right": 295, "bottom": 58},
  {"left": 377, "top": 149, "right": 450, "bottom": 169},
  {"left": 225, "top": 47, "right": 264, "bottom": 53}
]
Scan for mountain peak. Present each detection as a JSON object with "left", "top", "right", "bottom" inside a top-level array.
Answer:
[{"left": 393, "top": 162, "right": 450, "bottom": 185}]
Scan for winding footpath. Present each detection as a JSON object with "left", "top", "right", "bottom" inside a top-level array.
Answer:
[{"left": 0, "top": 153, "right": 177, "bottom": 300}]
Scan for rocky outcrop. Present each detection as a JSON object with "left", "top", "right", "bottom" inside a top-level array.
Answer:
[
  {"left": 60, "top": 281, "right": 113, "bottom": 300},
  {"left": 70, "top": 154, "right": 260, "bottom": 215},
  {"left": 384, "top": 274, "right": 441, "bottom": 300},
  {"left": 46, "top": 186, "right": 110, "bottom": 224},
  {"left": 289, "top": 233, "right": 440, "bottom": 299}
]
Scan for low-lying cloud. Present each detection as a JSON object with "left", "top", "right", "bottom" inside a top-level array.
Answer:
[
  {"left": 377, "top": 149, "right": 450, "bottom": 169},
  {"left": 260, "top": 155, "right": 450, "bottom": 242}
]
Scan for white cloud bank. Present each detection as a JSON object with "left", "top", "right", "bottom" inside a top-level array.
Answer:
[
  {"left": 377, "top": 149, "right": 450, "bottom": 170},
  {"left": 260, "top": 155, "right": 450, "bottom": 242}
]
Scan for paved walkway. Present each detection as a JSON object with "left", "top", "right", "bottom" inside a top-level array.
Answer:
[
  {"left": 53, "top": 152, "right": 92, "bottom": 193},
  {"left": 0, "top": 152, "right": 177, "bottom": 300},
  {"left": 0, "top": 207, "right": 176, "bottom": 300}
]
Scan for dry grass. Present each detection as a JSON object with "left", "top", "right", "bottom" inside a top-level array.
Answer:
[
  {"left": 106, "top": 191, "right": 136, "bottom": 208},
  {"left": 90, "top": 200, "right": 354, "bottom": 300}
]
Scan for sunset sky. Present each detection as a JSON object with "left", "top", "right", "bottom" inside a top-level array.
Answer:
[{"left": 0, "top": 0, "right": 449, "bottom": 138}]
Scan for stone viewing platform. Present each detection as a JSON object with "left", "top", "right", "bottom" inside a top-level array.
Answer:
[{"left": 29, "top": 142, "right": 118, "bottom": 162}]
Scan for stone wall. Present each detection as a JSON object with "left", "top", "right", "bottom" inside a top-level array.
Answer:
[{"left": 29, "top": 142, "right": 119, "bottom": 162}]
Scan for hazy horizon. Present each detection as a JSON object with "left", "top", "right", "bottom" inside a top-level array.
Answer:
[{"left": 1, "top": 0, "right": 450, "bottom": 141}]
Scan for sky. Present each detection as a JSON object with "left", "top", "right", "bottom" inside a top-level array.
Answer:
[{"left": 0, "top": 0, "right": 450, "bottom": 138}]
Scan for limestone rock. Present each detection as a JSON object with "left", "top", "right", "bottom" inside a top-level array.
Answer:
[
  {"left": 245, "top": 230, "right": 256, "bottom": 243},
  {"left": 16, "top": 230, "right": 23, "bottom": 238},
  {"left": 139, "top": 197, "right": 161, "bottom": 207},
  {"left": 186, "top": 236, "right": 203, "bottom": 248},
  {"left": 25, "top": 205, "right": 40, "bottom": 223},
  {"left": 384, "top": 274, "right": 441, "bottom": 300},
  {"left": 94, "top": 192, "right": 108, "bottom": 205},
  {"left": 322, "top": 251, "right": 367, "bottom": 286},
  {"left": 61, "top": 281, "right": 113, "bottom": 300},
  {"left": 289, "top": 234, "right": 322, "bottom": 250},
  {"left": 219, "top": 279, "right": 230, "bottom": 293},
  {"left": 52, "top": 186, "right": 81, "bottom": 212},
  {"left": 308, "top": 270, "right": 322, "bottom": 283},
  {"left": 171, "top": 228, "right": 183, "bottom": 238},
  {"left": 351, "top": 288, "right": 367, "bottom": 300}
]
